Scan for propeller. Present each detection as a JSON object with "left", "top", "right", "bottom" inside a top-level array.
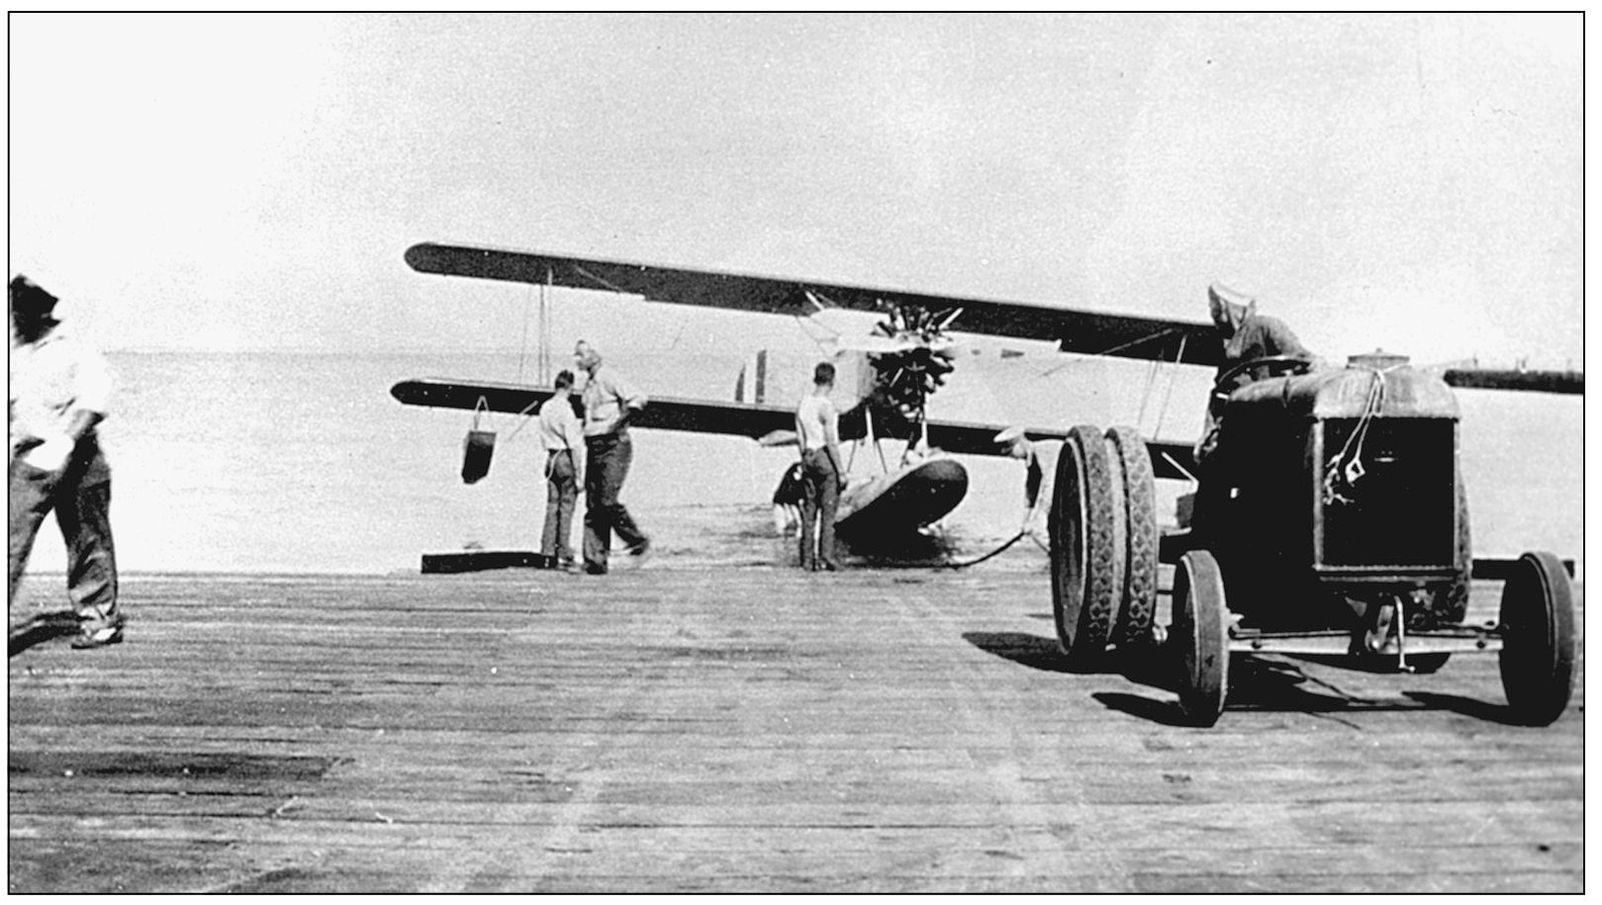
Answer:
[{"left": 863, "top": 302, "right": 959, "bottom": 432}]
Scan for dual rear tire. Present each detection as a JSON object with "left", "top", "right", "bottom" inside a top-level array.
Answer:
[{"left": 1048, "top": 425, "right": 1158, "bottom": 669}]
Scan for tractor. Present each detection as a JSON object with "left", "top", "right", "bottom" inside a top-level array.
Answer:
[{"left": 1048, "top": 351, "right": 1576, "bottom": 727}]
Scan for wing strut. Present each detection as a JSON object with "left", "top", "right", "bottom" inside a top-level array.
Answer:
[
  {"left": 573, "top": 263, "right": 632, "bottom": 295},
  {"left": 1160, "top": 450, "right": 1196, "bottom": 483},
  {"left": 1095, "top": 325, "right": 1187, "bottom": 359},
  {"left": 1152, "top": 333, "right": 1189, "bottom": 440}
]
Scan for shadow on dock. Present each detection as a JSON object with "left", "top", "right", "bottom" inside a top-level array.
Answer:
[
  {"left": 1401, "top": 691, "right": 1529, "bottom": 726},
  {"left": 9, "top": 610, "right": 80, "bottom": 657},
  {"left": 962, "top": 631, "right": 1074, "bottom": 673},
  {"left": 966, "top": 629, "right": 1541, "bottom": 729}
]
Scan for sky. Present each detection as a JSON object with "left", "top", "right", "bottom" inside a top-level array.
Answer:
[{"left": 7, "top": 13, "right": 1585, "bottom": 370}]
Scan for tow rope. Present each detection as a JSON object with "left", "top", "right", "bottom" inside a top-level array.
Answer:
[
  {"left": 940, "top": 493, "right": 1047, "bottom": 569},
  {"left": 941, "top": 528, "right": 1030, "bottom": 570}
]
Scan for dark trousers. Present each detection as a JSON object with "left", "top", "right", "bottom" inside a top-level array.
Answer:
[
  {"left": 541, "top": 449, "right": 579, "bottom": 563},
  {"left": 8, "top": 447, "right": 118, "bottom": 621},
  {"left": 798, "top": 447, "right": 840, "bottom": 570},
  {"left": 583, "top": 432, "right": 647, "bottom": 571}
]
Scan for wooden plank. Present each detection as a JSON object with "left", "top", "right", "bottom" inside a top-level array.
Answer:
[{"left": 8, "top": 571, "right": 1582, "bottom": 893}]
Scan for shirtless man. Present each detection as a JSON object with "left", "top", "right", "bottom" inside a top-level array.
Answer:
[{"left": 794, "top": 362, "right": 846, "bottom": 571}]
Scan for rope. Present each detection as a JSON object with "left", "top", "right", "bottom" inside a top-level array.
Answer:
[
  {"left": 940, "top": 451, "right": 1051, "bottom": 568},
  {"left": 941, "top": 529, "right": 1029, "bottom": 569},
  {"left": 867, "top": 525, "right": 1032, "bottom": 571},
  {"left": 503, "top": 396, "right": 543, "bottom": 442},
  {"left": 1322, "top": 366, "right": 1394, "bottom": 506}
]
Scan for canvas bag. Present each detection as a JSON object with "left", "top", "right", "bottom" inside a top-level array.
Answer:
[{"left": 461, "top": 396, "right": 495, "bottom": 484}]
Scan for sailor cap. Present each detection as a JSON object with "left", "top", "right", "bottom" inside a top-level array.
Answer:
[
  {"left": 993, "top": 426, "right": 1027, "bottom": 446},
  {"left": 1208, "top": 282, "right": 1253, "bottom": 308}
]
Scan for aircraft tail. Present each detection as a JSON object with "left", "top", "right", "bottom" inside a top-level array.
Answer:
[{"left": 735, "top": 350, "right": 770, "bottom": 403}]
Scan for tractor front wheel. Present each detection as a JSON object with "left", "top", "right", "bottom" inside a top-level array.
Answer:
[
  {"left": 1173, "top": 550, "right": 1230, "bottom": 727},
  {"left": 1498, "top": 551, "right": 1576, "bottom": 726}
]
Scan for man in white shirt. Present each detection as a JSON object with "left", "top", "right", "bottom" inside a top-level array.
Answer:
[
  {"left": 575, "top": 341, "right": 651, "bottom": 574},
  {"left": 794, "top": 362, "right": 846, "bottom": 571},
  {"left": 8, "top": 274, "right": 123, "bottom": 648},
  {"left": 995, "top": 426, "right": 1053, "bottom": 543},
  {"left": 536, "top": 369, "right": 585, "bottom": 570}
]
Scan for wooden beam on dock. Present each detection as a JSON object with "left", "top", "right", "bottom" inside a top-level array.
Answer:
[{"left": 7, "top": 569, "right": 1583, "bottom": 892}]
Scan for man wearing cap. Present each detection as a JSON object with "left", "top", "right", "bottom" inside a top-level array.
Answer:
[
  {"left": 574, "top": 340, "right": 651, "bottom": 574},
  {"left": 1194, "top": 282, "right": 1315, "bottom": 468},
  {"left": 8, "top": 274, "right": 124, "bottom": 648},
  {"left": 995, "top": 426, "right": 1051, "bottom": 539},
  {"left": 1208, "top": 282, "right": 1312, "bottom": 374}
]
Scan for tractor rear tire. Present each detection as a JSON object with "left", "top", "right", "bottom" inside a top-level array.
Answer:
[
  {"left": 1106, "top": 426, "right": 1158, "bottom": 649},
  {"left": 1174, "top": 550, "right": 1230, "bottom": 727},
  {"left": 1498, "top": 551, "right": 1576, "bottom": 726},
  {"left": 1049, "top": 424, "right": 1121, "bottom": 670}
]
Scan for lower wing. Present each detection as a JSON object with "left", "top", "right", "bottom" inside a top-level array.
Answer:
[{"left": 391, "top": 377, "right": 1197, "bottom": 480}]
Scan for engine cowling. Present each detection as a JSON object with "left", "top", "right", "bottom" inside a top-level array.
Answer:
[
  {"left": 1228, "top": 351, "right": 1459, "bottom": 422},
  {"left": 1211, "top": 352, "right": 1466, "bottom": 629}
]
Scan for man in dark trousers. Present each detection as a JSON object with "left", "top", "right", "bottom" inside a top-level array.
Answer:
[
  {"left": 794, "top": 362, "right": 846, "bottom": 571},
  {"left": 536, "top": 369, "right": 585, "bottom": 570},
  {"left": 8, "top": 273, "right": 124, "bottom": 648},
  {"left": 575, "top": 341, "right": 650, "bottom": 575}
]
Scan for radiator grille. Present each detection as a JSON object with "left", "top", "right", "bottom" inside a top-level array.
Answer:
[{"left": 1318, "top": 418, "right": 1456, "bottom": 570}]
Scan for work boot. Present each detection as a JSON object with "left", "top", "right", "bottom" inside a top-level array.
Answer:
[
  {"left": 1363, "top": 602, "right": 1399, "bottom": 655},
  {"left": 71, "top": 613, "right": 125, "bottom": 650},
  {"left": 626, "top": 538, "right": 652, "bottom": 566}
]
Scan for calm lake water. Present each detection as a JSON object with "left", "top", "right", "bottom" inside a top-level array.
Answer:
[{"left": 13, "top": 351, "right": 1584, "bottom": 580}]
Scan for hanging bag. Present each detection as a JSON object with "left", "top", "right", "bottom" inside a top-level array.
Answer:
[{"left": 461, "top": 396, "right": 496, "bottom": 484}]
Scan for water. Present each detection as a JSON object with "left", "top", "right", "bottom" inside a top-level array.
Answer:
[{"left": 14, "top": 351, "right": 1584, "bottom": 578}]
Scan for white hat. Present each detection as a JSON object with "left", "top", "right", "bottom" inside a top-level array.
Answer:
[
  {"left": 993, "top": 426, "right": 1026, "bottom": 446},
  {"left": 1208, "top": 282, "right": 1253, "bottom": 308}
]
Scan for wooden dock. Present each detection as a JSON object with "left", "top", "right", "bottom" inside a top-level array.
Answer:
[{"left": 7, "top": 566, "right": 1583, "bottom": 892}]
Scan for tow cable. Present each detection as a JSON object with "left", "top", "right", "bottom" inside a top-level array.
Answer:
[{"left": 941, "top": 529, "right": 1030, "bottom": 570}]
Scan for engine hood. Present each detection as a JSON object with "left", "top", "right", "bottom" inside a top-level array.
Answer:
[{"left": 1229, "top": 352, "right": 1459, "bottom": 421}]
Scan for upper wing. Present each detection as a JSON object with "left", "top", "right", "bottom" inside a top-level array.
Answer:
[
  {"left": 405, "top": 242, "right": 1223, "bottom": 366},
  {"left": 391, "top": 377, "right": 1196, "bottom": 480}
]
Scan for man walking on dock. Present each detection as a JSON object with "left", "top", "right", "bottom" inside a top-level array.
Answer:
[
  {"left": 8, "top": 273, "right": 124, "bottom": 648},
  {"left": 575, "top": 341, "right": 651, "bottom": 574}
]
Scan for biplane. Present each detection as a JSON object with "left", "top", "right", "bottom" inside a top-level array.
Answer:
[
  {"left": 391, "top": 241, "right": 1580, "bottom": 547},
  {"left": 390, "top": 241, "right": 1235, "bottom": 542}
]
